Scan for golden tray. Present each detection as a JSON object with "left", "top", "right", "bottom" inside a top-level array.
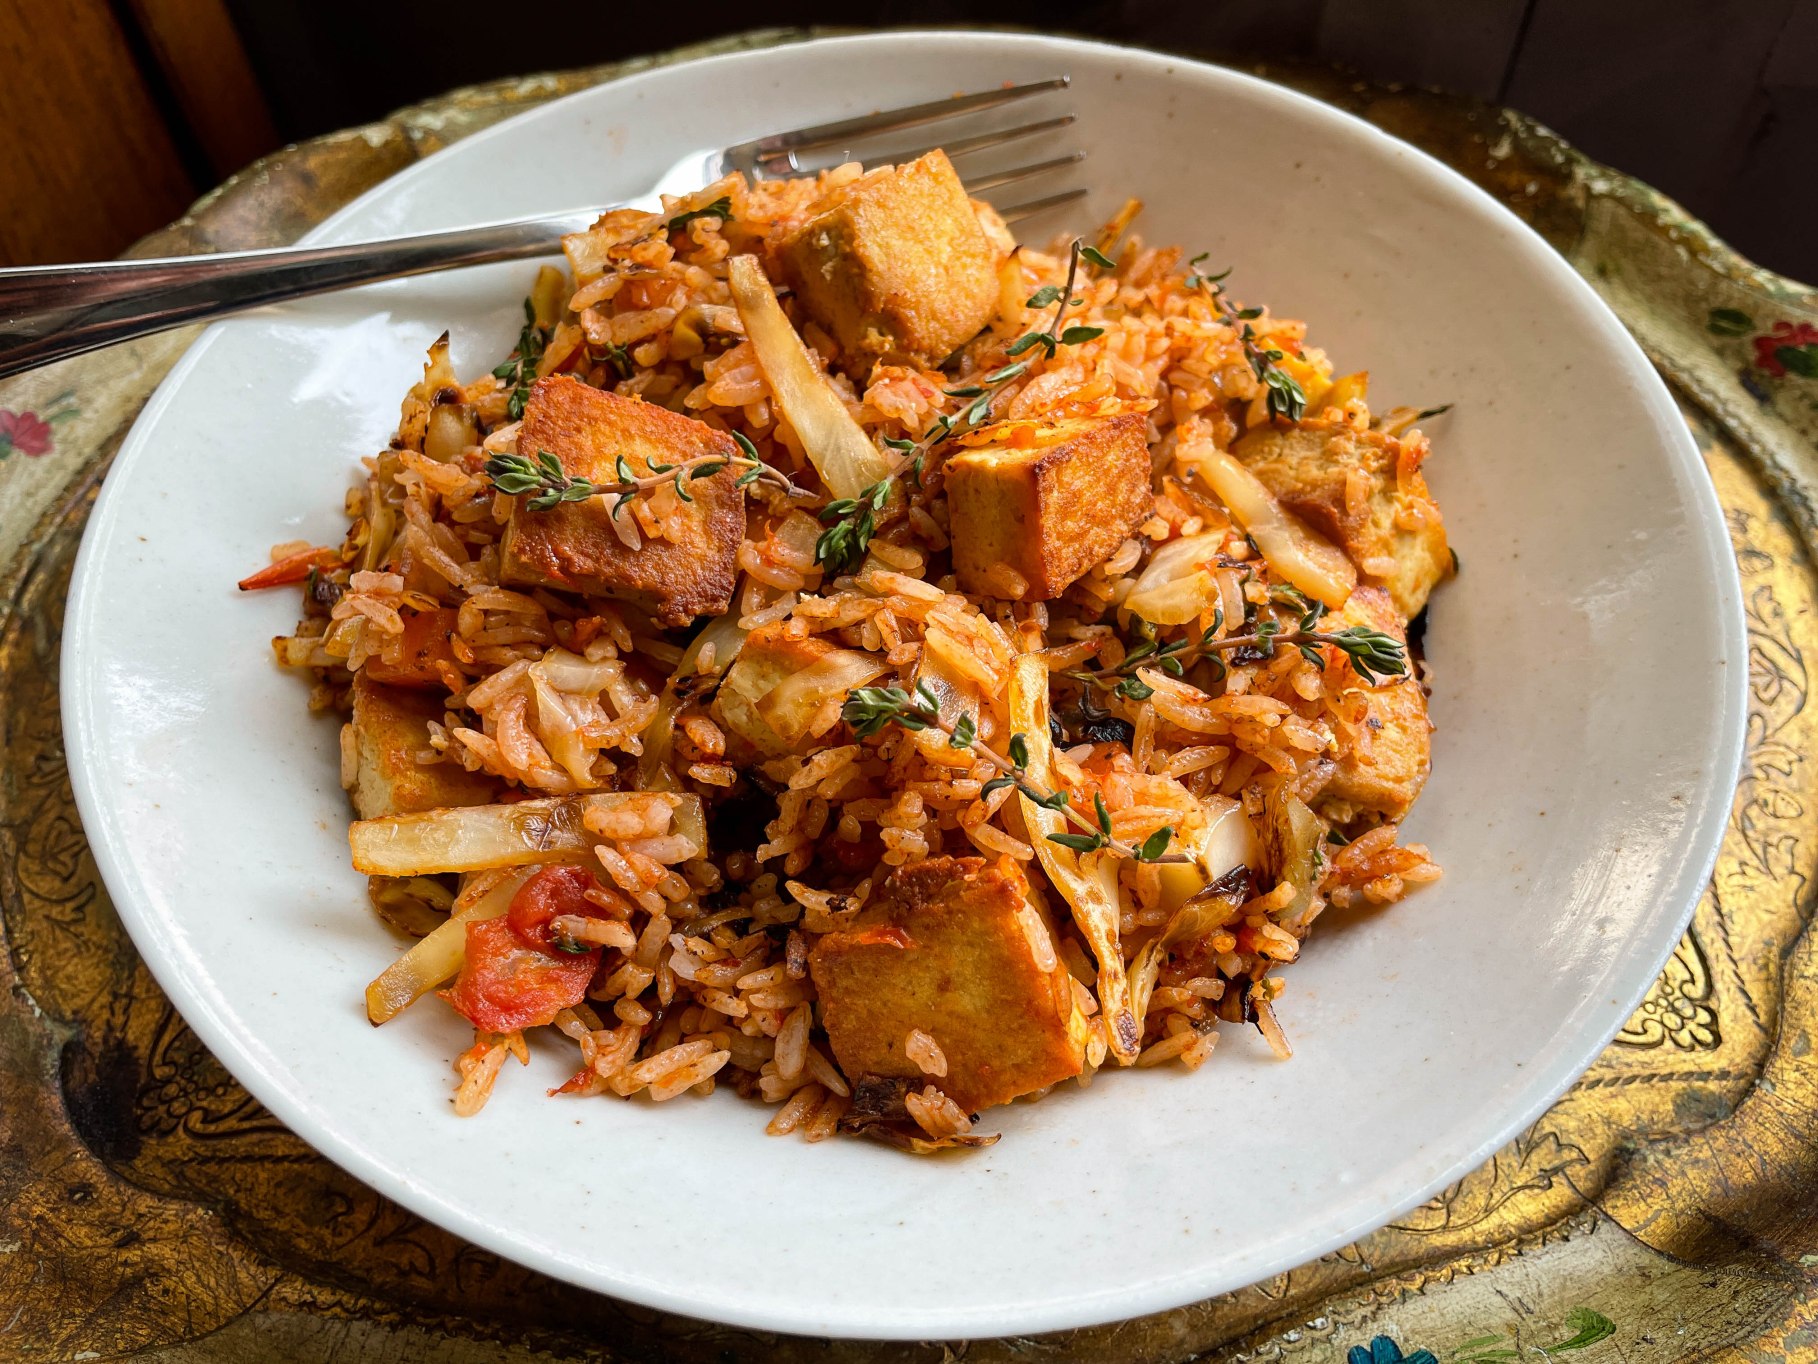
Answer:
[{"left": 4, "top": 32, "right": 1817, "bottom": 1362}]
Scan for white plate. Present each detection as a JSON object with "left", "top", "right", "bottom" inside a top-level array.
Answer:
[{"left": 62, "top": 32, "right": 1747, "bottom": 1340}]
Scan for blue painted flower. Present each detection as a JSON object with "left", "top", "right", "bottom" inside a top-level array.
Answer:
[{"left": 1348, "top": 1337, "right": 1439, "bottom": 1364}]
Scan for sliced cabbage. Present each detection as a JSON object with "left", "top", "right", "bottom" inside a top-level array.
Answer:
[
  {"left": 1154, "top": 796, "right": 1260, "bottom": 914},
  {"left": 1129, "top": 869, "right": 1250, "bottom": 1031},
  {"left": 1261, "top": 783, "right": 1328, "bottom": 930},
  {"left": 639, "top": 608, "right": 749, "bottom": 791},
  {"left": 1194, "top": 447, "right": 1356, "bottom": 609},
  {"left": 1010, "top": 655, "right": 1140, "bottom": 1064},
  {"left": 364, "top": 868, "right": 530, "bottom": 1025},
  {"left": 349, "top": 794, "right": 704, "bottom": 876},
  {"left": 727, "top": 254, "right": 890, "bottom": 500},
  {"left": 1123, "top": 532, "right": 1224, "bottom": 626},
  {"left": 755, "top": 648, "right": 889, "bottom": 747}
]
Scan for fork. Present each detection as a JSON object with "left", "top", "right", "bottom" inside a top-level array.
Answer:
[{"left": 0, "top": 78, "right": 1084, "bottom": 382}]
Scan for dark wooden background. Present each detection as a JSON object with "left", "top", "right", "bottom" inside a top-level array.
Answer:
[{"left": 3, "top": 0, "right": 1814, "bottom": 282}]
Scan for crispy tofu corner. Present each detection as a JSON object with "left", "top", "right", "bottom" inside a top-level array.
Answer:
[
  {"left": 347, "top": 674, "right": 498, "bottom": 820},
  {"left": 1233, "top": 418, "right": 1451, "bottom": 619},
  {"left": 808, "top": 855, "right": 1087, "bottom": 1113},
  {"left": 1317, "top": 587, "right": 1432, "bottom": 823},
  {"left": 777, "top": 151, "right": 1003, "bottom": 373},
  {"left": 498, "top": 377, "right": 745, "bottom": 626},
  {"left": 944, "top": 412, "right": 1154, "bottom": 600}
]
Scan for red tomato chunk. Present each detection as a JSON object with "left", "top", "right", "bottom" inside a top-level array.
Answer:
[{"left": 442, "top": 867, "right": 609, "bottom": 1033}]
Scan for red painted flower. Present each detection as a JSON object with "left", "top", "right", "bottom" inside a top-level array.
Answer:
[
  {"left": 1754, "top": 321, "right": 1818, "bottom": 379},
  {"left": 0, "top": 408, "right": 55, "bottom": 457}
]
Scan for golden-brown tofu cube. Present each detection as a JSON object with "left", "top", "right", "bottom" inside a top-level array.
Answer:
[
  {"left": 808, "top": 856, "right": 1088, "bottom": 1113},
  {"left": 776, "top": 151, "right": 1002, "bottom": 372},
  {"left": 498, "top": 377, "right": 745, "bottom": 626},
  {"left": 347, "top": 674, "right": 499, "bottom": 820},
  {"left": 1318, "top": 587, "right": 1432, "bottom": 823},
  {"left": 943, "top": 413, "right": 1153, "bottom": 600},
  {"left": 1233, "top": 418, "right": 1450, "bottom": 619},
  {"left": 710, "top": 623, "right": 841, "bottom": 758}
]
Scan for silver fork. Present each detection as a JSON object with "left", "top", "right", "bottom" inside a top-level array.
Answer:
[{"left": 0, "top": 78, "right": 1083, "bottom": 382}]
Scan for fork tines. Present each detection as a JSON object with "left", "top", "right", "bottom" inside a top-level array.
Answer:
[{"left": 724, "top": 77, "right": 1087, "bottom": 221}]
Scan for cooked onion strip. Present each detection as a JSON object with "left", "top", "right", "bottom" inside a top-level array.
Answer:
[
  {"left": 1009, "top": 656, "right": 1140, "bottom": 1064},
  {"left": 727, "top": 254, "right": 890, "bottom": 500},
  {"left": 1193, "top": 448, "right": 1356, "bottom": 609}
]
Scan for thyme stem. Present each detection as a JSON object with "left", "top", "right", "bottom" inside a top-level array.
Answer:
[{"left": 841, "top": 684, "right": 1186, "bottom": 864}]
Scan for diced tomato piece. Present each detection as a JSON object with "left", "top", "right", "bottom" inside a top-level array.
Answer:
[
  {"left": 364, "top": 606, "right": 461, "bottom": 688},
  {"left": 442, "top": 917, "right": 595, "bottom": 1033},
  {"left": 505, "top": 865, "right": 604, "bottom": 952},
  {"left": 237, "top": 545, "right": 340, "bottom": 591}
]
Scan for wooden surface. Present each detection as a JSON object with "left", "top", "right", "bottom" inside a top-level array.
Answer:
[
  {"left": 0, "top": 0, "right": 277, "bottom": 267},
  {"left": 0, "top": 0, "right": 197, "bottom": 265}
]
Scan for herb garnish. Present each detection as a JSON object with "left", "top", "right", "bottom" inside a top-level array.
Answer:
[
  {"left": 1184, "top": 254, "right": 1307, "bottom": 422},
  {"left": 1008, "top": 238, "right": 1112, "bottom": 360},
  {"left": 666, "top": 196, "right": 733, "bottom": 234},
  {"left": 813, "top": 240, "right": 1117, "bottom": 575},
  {"left": 491, "top": 298, "right": 551, "bottom": 421},
  {"left": 841, "top": 683, "right": 1183, "bottom": 864},
  {"left": 1068, "top": 593, "right": 1408, "bottom": 701},
  {"left": 485, "top": 430, "right": 804, "bottom": 513}
]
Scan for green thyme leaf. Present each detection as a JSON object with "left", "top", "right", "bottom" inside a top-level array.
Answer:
[
  {"left": 950, "top": 712, "right": 977, "bottom": 749},
  {"left": 666, "top": 196, "right": 733, "bottom": 233},
  {"left": 1026, "top": 284, "right": 1064, "bottom": 307},
  {"left": 1079, "top": 244, "right": 1117, "bottom": 269},
  {"left": 1135, "top": 827, "right": 1174, "bottom": 862},
  {"left": 1048, "top": 831, "right": 1107, "bottom": 854},
  {"left": 1059, "top": 325, "right": 1104, "bottom": 345},
  {"left": 1007, "top": 733, "right": 1030, "bottom": 769}
]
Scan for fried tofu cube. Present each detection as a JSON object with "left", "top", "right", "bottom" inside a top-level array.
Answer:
[
  {"left": 498, "top": 377, "right": 745, "bottom": 626},
  {"left": 363, "top": 606, "right": 459, "bottom": 688},
  {"left": 1318, "top": 587, "right": 1432, "bottom": 823},
  {"left": 347, "top": 674, "right": 499, "bottom": 820},
  {"left": 1233, "top": 418, "right": 1451, "bottom": 619},
  {"left": 710, "top": 623, "right": 842, "bottom": 758},
  {"left": 943, "top": 413, "right": 1153, "bottom": 600},
  {"left": 808, "top": 856, "right": 1088, "bottom": 1113},
  {"left": 776, "top": 151, "right": 1002, "bottom": 372}
]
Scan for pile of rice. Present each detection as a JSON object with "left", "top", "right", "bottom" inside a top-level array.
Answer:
[{"left": 264, "top": 164, "right": 1441, "bottom": 1146}]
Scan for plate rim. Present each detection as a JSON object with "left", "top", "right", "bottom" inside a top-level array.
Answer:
[{"left": 60, "top": 28, "right": 1751, "bottom": 1339}]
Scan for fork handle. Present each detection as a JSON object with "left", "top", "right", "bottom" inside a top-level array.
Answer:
[{"left": 0, "top": 211, "right": 600, "bottom": 381}]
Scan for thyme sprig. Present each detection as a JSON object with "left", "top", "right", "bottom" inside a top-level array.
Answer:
[
  {"left": 1070, "top": 597, "right": 1409, "bottom": 701},
  {"left": 813, "top": 240, "right": 1118, "bottom": 575},
  {"left": 491, "top": 297, "right": 551, "bottom": 421},
  {"left": 1008, "top": 238, "right": 1114, "bottom": 360},
  {"left": 841, "top": 683, "right": 1184, "bottom": 863},
  {"left": 1185, "top": 255, "right": 1306, "bottom": 423},
  {"left": 813, "top": 354, "right": 1030, "bottom": 573},
  {"left": 485, "top": 431, "right": 804, "bottom": 513}
]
